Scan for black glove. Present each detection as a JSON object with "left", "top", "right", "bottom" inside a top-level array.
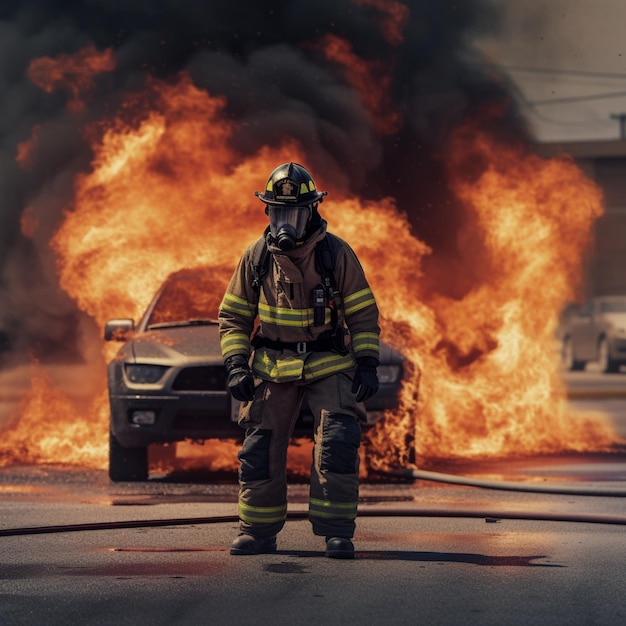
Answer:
[
  {"left": 225, "top": 355, "right": 255, "bottom": 402},
  {"left": 351, "top": 356, "right": 379, "bottom": 402}
]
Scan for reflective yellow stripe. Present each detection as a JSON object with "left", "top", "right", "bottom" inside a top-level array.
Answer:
[
  {"left": 238, "top": 501, "right": 287, "bottom": 524},
  {"left": 221, "top": 293, "right": 255, "bottom": 318},
  {"left": 303, "top": 353, "right": 355, "bottom": 379},
  {"left": 344, "top": 287, "right": 376, "bottom": 316},
  {"left": 253, "top": 352, "right": 305, "bottom": 382},
  {"left": 351, "top": 331, "right": 380, "bottom": 354},
  {"left": 220, "top": 331, "right": 250, "bottom": 358},
  {"left": 251, "top": 350, "right": 354, "bottom": 382},
  {"left": 343, "top": 287, "right": 373, "bottom": 306},
  {"left": 258, "top": 302, "right": 317, "bottom": 327},
  {"left": 309, "top": 497, "right": 358, "bottom": 520}
]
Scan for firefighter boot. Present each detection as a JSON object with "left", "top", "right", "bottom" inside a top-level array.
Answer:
[
  {"left": 325, "top": 537, "right": 354, "bottom": 559},
  {"left": 230, "top": 533, "right": 277, "bottom": 555}
]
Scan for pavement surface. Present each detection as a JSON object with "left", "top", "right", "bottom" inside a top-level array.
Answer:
[
  {"left": 0, "top": 366, "right": 624, "bottom": 624},
  {"left": 1, "top": 460, "right": 625, "bottom": 626}
]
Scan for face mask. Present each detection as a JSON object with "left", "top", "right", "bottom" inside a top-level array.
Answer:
[{"left": 268, "top": 205, "right": 312, "bottom": 251}]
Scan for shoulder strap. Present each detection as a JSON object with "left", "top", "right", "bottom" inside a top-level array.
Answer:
[
  {"left": 251, "top": 229, "right": 271, "bottom": 292},
  {"left": 315, "top": 234, "right": 348, "bottom": 354},
  {"left": 251, "top": 232, "right": 340, "bottom": 296},
  {"left": 315, "top": 233, "right": 340, "bottom": 291}
]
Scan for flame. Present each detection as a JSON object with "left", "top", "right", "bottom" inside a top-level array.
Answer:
[
  {"left": 20, "top": 206, "right": 38, "bottom": 239},
  {"left": 367, "top": 123, "right": 618, "bottom": 468},
  {"left": 319, "top": 34, "right": 402, "bottom": 135},
  {"left": 0, "top": 361, "right": 107, "bottom": 469},
  {"left": 27, "top": 43, "right": 115, "bottom": 112},
  {"left": 3, "top": 55, "right": 624, "bottom": 474},
  {"left": 355, "top": 0, "right": 410, "bottom": 45},
  {"left": 16, "top": 124, "right": 41, "bottom": 170},
  {"left": 51, "top": 74, "right": 291, "bottom": 328}
]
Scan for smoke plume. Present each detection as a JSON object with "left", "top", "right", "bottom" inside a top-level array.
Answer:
[{"left": 0, "top": 0, "right": 528, "bottom": 362}]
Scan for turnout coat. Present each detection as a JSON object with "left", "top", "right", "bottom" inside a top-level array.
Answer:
[{"left": 219, "top": 222, "right": 380, "bottom": 382}]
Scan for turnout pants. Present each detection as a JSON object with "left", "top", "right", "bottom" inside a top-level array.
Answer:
[{"left": 236, "top": 371, "right": 365, "bottom": 539}]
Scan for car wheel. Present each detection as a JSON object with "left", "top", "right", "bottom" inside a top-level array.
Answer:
[
  {"left": 562, "top": 337, "right": 585, "bottom": 371},
  {"left": 109, "top": 430, "right": 149, "bottom": 481},
  {"left": 598, "top": 338, "right": 620, "bottom": 374}
]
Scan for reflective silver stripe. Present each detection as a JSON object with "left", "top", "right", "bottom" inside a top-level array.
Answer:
[
  {"left": 221, "top": 293, "right": 255, "bottom": 318},
  {"left": 309, "top": 497, "right": 358, "bottom": 520},
  {"left": 344, "top": 288, "right": 376, "bottom": 316},
  {"left": 351, "top": 331, "right": 380, "bottom": 354},
  {"left": 238, "top": 501, "right": 287, "bottom": 524}
]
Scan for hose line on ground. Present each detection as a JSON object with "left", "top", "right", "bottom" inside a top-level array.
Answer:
[
  {"left": 1, "top": 507, "right": 626, "bottom": 537},
  {"left": 386, "top": 468, "right": 626, "bottom": 497},
  {"left": 2, "top": 466, "right": 625, "bottom": 537}
]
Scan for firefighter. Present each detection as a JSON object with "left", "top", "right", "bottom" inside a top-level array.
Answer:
[{"left": 219, "top": 162, "right": 380, "bottom": 559}]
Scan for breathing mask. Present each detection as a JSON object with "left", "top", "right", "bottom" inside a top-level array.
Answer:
[{"left": 267, "top": 204, "right": 312, "bottom": 251}]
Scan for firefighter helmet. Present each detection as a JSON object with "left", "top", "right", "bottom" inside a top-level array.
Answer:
[{"left": 255, "top": 162, "right": 326, "bottom": 206}]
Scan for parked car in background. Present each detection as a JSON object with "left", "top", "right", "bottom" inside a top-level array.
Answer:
[
  {"left": 105, "top": 266, "right": 405, "bottom": 481},
  {"left": 560, "top": 295, "right": 626, "bottom": 374}
]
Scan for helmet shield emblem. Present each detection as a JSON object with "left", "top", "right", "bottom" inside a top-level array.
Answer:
[{"left": 274, "top": 179, "right": 299, "bottom": 203}]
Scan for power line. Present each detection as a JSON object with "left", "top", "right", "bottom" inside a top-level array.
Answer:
[
  {"left": 482, "top": 63, "right": 626, "bottom": 80},
  {"left": 508, "top": 82, "right": 618, "bottom": 128},
  {"left": 529, "top": 90, "right": 626, "bottom": 106},
  {"left": 473, "top": 61, "right": 626, "bottom": 129}
]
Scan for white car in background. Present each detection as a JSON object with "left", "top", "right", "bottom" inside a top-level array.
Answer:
[{"left": 561, "top": 295, "right": 626, "bottom": 373}]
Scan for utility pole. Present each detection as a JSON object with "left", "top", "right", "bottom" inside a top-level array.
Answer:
[{"left": 610, "top": 113, "right": 626, "bottom": 139}]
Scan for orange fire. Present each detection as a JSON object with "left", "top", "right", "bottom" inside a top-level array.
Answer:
[
  {"left": 319, "top": 34, "right": 402, "bottom": 135},
  {"left": 1, "top": 49, "right": 623, "bottom": 475},
  {"left": 368, "top": 122, "right": 618, "bottom": 468},
  {"left": 27, "top": 43, "right": 115, "bottom": 112},
  {"left": 355, "top": 0, "right": 410, "bottom": 45}
]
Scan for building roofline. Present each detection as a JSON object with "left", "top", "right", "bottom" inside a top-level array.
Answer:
[{"left": 535, "top": 139, "right": 626, "bottom": 159}]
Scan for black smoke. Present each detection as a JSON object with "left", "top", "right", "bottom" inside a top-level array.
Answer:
[{"left": 0, "top": 0, "right": 529, "bottom": 362}]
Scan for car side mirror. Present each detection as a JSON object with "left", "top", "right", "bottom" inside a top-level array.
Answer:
[{"left": 104, "top": 319, "right": 135, "bottom": 341}]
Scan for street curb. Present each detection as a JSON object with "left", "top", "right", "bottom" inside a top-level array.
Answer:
[{"left": 567, "top": 390, "right": 626, "bottom": 400}]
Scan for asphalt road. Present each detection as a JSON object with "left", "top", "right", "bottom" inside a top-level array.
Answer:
[
  {"left": 0, "top": 367, "right": 625, "bottom": 625},
  {"left": 1, "top": 467, "right": 625, "bottom": 626}
]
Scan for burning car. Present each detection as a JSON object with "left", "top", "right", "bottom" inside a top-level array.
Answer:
[
  {"left": 105, "top": 266, "right": 405, "bottom": 481},
  {"left": 561, "top": 295, "right": 626, "bottom": 373}
]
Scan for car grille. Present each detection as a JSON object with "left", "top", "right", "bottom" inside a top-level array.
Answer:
[{"left": 172, "top": 366, "right": 227, "bottom": 391}]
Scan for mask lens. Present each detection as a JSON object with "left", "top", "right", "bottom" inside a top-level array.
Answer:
[{"left": 268, "top": 205, "right": 311, "bottom": 239}]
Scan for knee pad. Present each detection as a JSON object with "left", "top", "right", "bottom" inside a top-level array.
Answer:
[
  {"left": 319, "top": 413, "right": 361, "bottom": 474},
  {"left": 238, "top": 428, "right": 272, "bottom": 482}
]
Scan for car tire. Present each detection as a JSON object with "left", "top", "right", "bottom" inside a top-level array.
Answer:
[
  {"left": 562, "top": 337, "right": 585, "bottom": 371},
  {"left": 109, "top": 430, "right": 149, "bottom": 481},
  {"left": 598, "top": 338, "right": 620, "bottom": 374}
]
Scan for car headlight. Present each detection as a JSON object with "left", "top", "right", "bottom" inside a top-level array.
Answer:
[
  {"left": 124, "top": 364, "right": 169, "bottom": 384},
  {"left": 377, "top": 364, "right": 401, "bottom": 384}
]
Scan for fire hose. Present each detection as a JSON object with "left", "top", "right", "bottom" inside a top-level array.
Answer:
[
  {"left": 1, "top": 508, "right": 625, "bottom": 537},
  {"left": 381, "top": 467, "right": 626, "bottom": 497},
  {"left": 1, "top": 467, "right": 626, "bottom": 537}
]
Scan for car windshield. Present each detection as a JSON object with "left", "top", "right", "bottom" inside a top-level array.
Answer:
[
  {"left": 600, "top": 300, "right": 626, "bottom": 313},
  {"left": 146, "top": 267, "right": 229, "bottom": 328}
]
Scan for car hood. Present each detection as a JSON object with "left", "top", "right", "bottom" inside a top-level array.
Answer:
[
  {"left": 120, "top": 324, "right": 223, "bottom": 363},
  {"left": 114, "top": 323, "right": 405, "bottom": 366},
  {"left": 603, "top": 313, "right": 626, "bottom": 328}
]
